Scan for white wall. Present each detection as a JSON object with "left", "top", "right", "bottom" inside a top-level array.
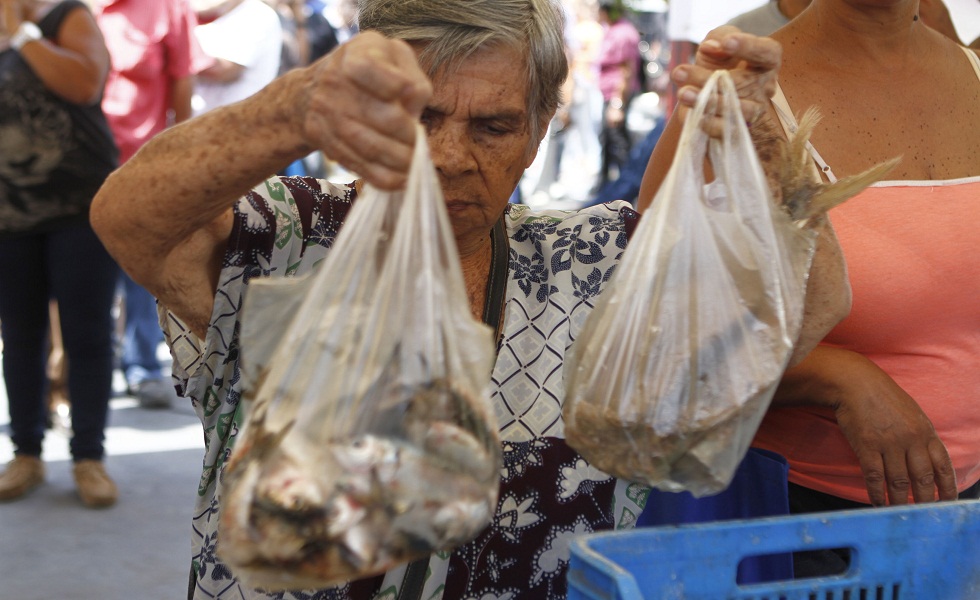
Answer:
[
  {"left": 946, "top": 0, "right": 980, "bottom": 44},
  {"left": 666, "top": 0, "right": 775, "bottom": 42}
]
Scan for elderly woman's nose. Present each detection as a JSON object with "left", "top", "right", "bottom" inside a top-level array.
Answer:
[{"left": 429, "top": 127, "right": 478, "bottom": 176}]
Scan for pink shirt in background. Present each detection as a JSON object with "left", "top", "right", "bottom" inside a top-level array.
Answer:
[
  {"left": 597, "top": 18, "right": 641, "bottom": 101},
  {"left": 96, "top": 0, "right": 212, "bottom": 163}
]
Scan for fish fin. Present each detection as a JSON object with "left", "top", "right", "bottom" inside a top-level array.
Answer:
[{"left": 807, "top": 155, "right": 902, "bottom": 216}]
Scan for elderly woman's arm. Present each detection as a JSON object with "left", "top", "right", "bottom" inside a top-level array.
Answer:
[{"left": 89, "top": 32, "right": 431, "bottom": 337}]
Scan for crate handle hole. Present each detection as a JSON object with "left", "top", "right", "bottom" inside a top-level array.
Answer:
[{"left": 736, "top": 545, "right": 852, "bottom": 585}]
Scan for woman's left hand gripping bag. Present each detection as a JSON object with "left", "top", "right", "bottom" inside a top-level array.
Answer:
[{"left": 218, "top": 127, "right": 501, "bottom": 592}]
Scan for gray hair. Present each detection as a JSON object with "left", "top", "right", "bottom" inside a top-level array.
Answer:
[{"left": 358, "top": 0, "right": 568, "bottom": 144}]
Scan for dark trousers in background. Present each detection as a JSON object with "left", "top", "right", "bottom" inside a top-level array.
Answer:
[
  {"left": 789, "top": 478, "right": 980, "bottom": 578},
  {"left": 0, "top": 223, "right": 118, "bottom": 461},
  {"left": 120, "top": 272, "right": 165, "bottom": 388},
  {"left": 599, "top": 96, "right": 634, "bottom": 188}
]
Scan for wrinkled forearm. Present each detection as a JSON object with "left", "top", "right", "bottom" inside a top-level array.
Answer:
[
  {"left": 772, "top": 344, "right": 854, "bottom": 409},
  {"left": 91, "top": 66, "right": 313, "bottom": 290},
  {"left": 787, "top": 216, "right": 851, "bottom": 367},
  {"left": 746, "top": 109, "right": 852, "bottom": 367}
]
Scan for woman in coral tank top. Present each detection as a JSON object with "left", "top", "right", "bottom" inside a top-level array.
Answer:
[{"left": 639, "top": 0, "right": 980, "bottom": 578}]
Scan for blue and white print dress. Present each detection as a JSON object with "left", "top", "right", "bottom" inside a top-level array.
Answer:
[{"left": 161, "top": 176, "right": 650, "bottom": 600}]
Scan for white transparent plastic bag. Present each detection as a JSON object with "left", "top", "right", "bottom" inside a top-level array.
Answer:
[
  {"left": 563, "top": 70, "right": 815, "bottom": 497},
  {"left": 218, "top": 127, "right": 500, "bottom": 590}
]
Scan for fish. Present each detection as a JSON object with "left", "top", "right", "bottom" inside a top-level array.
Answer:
[
  {"left": 563, "top": 106, "right": 900, "bottom": 497},
  {"left": 218, "top": 381, "right": 500, "bottom": 591}
]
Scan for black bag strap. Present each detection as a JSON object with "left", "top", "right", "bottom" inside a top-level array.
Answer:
[
  {"left": 482, "top": 215, "right": 510, "bottom": 347},
  {"left": 398, "top": 216, "right": 508, "bottom": 600},
  {"left": 398, "top": 559, "right": 429, "bottom": 600}
]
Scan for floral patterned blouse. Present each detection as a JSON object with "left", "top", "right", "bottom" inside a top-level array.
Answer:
[{"left": 162, "top": 176, "right": 649, "bottom": 600}]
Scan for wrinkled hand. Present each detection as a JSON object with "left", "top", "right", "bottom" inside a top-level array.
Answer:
[
  {"left": 830, "top": 350, "right": 958, "bottom": 506},
  {"left": 672, "top": 27, "right": 780, "bottom": 137},
  {"left": 297, "top": 32, "right": 432, "bottom": 190}
]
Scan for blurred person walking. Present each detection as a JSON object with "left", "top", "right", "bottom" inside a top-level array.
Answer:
[
  {"left": 93, "top": 0, "right": 211, "bottom": 410},
  {"left": 0, "top": 0, "right": 120, "bottom": 507},
  {"left": 190, "top": 0, "right": 282, "bottom": 116},
  {"left": 269, "top": 0, "right": 344, "bottom": 73},
  {"left": 595, "top": 0, "right": 640, "bottom": 189},
  {"left": 322, "top": 0, "right": 356, "bottom": 45}
]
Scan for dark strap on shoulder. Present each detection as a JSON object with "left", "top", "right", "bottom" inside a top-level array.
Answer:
[
  {"left": 621, "top": 205, "right": 641, "bottom": 241},
  {"left": 398, "top": 559, "right": 429, "bottom": 600},
  {"left": 398, "top": 216, "right": 509, "bottom": 600},
  {"left": 482, "top": 215, "right": 510, "bottom": 345},
  {"left": 37, "top": 0, "right": 88, "bottom": 38}
]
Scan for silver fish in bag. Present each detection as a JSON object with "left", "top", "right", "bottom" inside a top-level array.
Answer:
[
  {"left": 562, "top": 71, "right": 897, "bottom": 497},
  {"left": 218, "top": 127, "right": 500, "bottom": 591}
]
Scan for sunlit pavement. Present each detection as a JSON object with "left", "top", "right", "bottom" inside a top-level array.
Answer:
[{"left": 0, "top": 347, "right": 205, "bottom": 600}]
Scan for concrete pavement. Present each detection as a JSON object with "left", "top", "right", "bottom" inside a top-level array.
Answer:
[{"left": 0, "top": 365, "right": 205, "bottom": 600}]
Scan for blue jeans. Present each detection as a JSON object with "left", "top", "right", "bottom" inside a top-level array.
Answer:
[
  {"left": 0, "top": 223, "right": 119, "bottom": 461},
  {"left": 120, "top": 273, "right": 164, "bottom": 387}
]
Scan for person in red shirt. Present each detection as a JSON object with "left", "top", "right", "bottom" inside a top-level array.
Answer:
[{"left": 93, "top": 0, "right": 212, "bottom": 409}]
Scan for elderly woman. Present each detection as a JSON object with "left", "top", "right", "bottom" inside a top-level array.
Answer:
[
  {"left": 641, "top": 0, "right": 980, "bottom": 579},
  {"left": 0, "top": 0, "right": 119, "bottom": 507},
  {"left": 91, "top": 0, "right": 847, "bottom": 597}
]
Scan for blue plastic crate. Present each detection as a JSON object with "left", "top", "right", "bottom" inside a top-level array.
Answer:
[{"left": 568, "top": 501, "right": 980, "bottom": 599}]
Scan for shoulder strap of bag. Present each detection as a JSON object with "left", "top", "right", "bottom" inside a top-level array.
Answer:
[
  {"left": 398, "top": 559, "right": 429, "bottom": 600},
  {"left": 398, "top": 216, "right": 508, "bottom": 600},
  {"left": 37, "top": 1, "right": 87, "bottom": 38},
  {"left": 482, "top": 215, "right": 509, "bottom": 347}
]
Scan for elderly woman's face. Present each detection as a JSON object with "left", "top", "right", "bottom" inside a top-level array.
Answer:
[{"left": 420, "top": 44, "right": 539, "bottom": 247}]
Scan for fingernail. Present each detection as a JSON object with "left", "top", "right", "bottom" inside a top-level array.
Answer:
[
  {"left": 673, "top": 68, "right": 688, "bottom": 82},
  {"left": 701, "top": 39, "right": 722, "bottom": 52},
  {"left": 680, "top": 89, "right": 698, "bottom": 104},
  {"left": 724, "top": 37, "right": 739, "bottom": 52}
]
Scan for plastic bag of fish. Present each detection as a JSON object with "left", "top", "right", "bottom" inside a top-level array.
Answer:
[
  {"left": 563, "top": 71, "right": 898, "bottom": 497},
  {"left": 218, "top": 127, "right": 500, "bottom": 591}
]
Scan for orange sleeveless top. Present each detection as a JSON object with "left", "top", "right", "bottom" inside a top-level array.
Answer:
[{"left": 754, "top": 48, "right": 980, "bottom": 502}]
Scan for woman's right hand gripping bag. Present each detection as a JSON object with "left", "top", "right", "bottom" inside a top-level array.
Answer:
[
  {"left": 563, "top": 70, "right": 814, "bottom": 497},
  {"left": 217, "top": 127, "right": 500, "bottom": 590}
]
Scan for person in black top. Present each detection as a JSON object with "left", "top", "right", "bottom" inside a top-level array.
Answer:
[{"left": 0, "top": 0, "right": 121, "bottom": 508}]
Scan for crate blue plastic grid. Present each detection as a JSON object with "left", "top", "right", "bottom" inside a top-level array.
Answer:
[{"left": 568, "top": 500, "right": 980, "bottom": 600}]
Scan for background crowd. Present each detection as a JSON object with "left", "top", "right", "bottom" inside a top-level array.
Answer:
[{"left": 0, "top": 0, "right": 977, "bottom": 568}]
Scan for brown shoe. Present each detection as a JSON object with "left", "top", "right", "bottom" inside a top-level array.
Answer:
[
  {"left": 73, "top": 460, "right": 118, "bottom": 508},
  {"left": 0, "top": 455, "right": 45, "bottom": 501}
]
